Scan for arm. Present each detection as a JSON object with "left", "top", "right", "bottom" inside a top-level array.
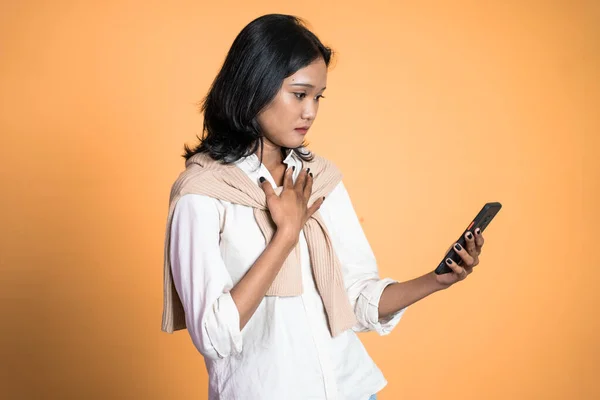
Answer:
[
  {"left": 170, "top": 194, "right": 297, "bottom": 360},
  {"left": 230, "top": 227, "right": 297, "bottom": 330},
  {"left": 321, "top": 181, "right": 407, "bottom": 335},
  {"left": 323, "top": 182, "right": 471, "bottom": 325},
  {"left": 378, "top": 272, "right": 445, "bottom": 318},
  {"left": 379, "top": 224, "right": 485, "bottom": 316},
  {"left": 233, "top": 166, "right": 321, "bottom": 329}
]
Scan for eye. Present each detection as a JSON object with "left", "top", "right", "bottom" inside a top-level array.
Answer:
[{"left": 294, "top": 92, "right": 306, "bottom": 99}]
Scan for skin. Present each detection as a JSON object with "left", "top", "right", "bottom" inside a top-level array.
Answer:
[
  {"left": 255, "top": 58, "right": 327, "bottom": 185},
  {"left": 229, "top": 57, "right": 486, "bottom": 330}
]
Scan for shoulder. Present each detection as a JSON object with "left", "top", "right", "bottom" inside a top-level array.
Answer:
[
  {"left": 323, "top": 180, "right": 349, "bottom": 203},
  {"left": 301, "top": 150, "right": 343, "bottom": 179},
  {"left": 304, "top": 150, "right": 339, "bottom": 168},
  {"left": 173, "top": 194, "right": 226, "bottom": 233},
  {"left": 175, "top": 193, "right": 221, "bottom": 210}
]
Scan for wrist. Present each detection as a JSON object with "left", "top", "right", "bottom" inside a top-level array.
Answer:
[
  {"left": 428, "top": 271, "right": 450, "bottom": 291},
  {"left": 273, "top": 227, "right": 299, "bottom": 249}
]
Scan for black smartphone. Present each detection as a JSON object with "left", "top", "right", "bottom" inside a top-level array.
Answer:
[{"left": 434, "top": 202, "right": 502, "bottom": 275}]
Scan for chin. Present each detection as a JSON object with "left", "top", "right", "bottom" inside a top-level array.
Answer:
[
  {"left": 280, "top": 138, "right": 305, "bottom": 149},
  {"left": 267, "top": 131, "right": 306, "bottom": 150},
  {"left": 294, "top": 132, "right": 310, "bottom": 144}
]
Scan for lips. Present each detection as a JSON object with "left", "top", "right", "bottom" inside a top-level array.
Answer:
[{"left": 295, "top": 127, "right": 309, "bottom": 134}]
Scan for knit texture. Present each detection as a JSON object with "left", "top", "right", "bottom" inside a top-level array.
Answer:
[{"left": 161, "top": 151, "right": 358, "bottom": 337}]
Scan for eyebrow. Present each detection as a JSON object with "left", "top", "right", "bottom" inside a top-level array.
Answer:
[{"left": 290, "top": 83, "right": 327, "bottom": 90}]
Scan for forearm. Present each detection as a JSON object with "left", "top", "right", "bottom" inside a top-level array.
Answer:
[
  {"left": 230, "top": 229, "right": 297, "bottom": 330},
  {"left": 378, "top": 271, "right": 446, "bottom": 318}
]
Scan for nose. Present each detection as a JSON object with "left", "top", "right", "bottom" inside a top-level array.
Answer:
[{"left": 301, "top": 100, "right": 318, "bottom": 121}]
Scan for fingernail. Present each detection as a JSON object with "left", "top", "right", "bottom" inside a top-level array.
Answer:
[
  {"left": 475, "top": 228, "right": 481, "bottom": 235},
  {"left": 446, "top": 258, "right": 452, "bottom": 265},
  {"left": 454, "top": 243, "right": 462, "bottom": 251},
  {"left": 467, "top": 233, "right": 473, "bottom": 240},
  {"left": 310, "top": 172, "right": 313, "bottom": 177},
  {"left": 259, "top": 177, "right": 265, "bottom": 183},
  {"left": 323, "top": 196, "right": 325, "bottom": 201},
  {"left": 292, "top": 166, "right": 295, "bottom": 171},
  {"left": 307, "top": 168, "right": 311, "bottom": 174}
]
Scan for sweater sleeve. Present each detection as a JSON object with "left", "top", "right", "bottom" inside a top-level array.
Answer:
[
  {"left": 320, "top": 181, "right": 407, "bottom": 335},
  {"left": 170, "top": 194, "right": 242, "bottom": 360}
]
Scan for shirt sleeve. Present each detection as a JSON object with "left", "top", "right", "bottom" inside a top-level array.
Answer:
[
  {"left": 169, "top": 194, "right": 243, "bottom": 360},
  {"left": 321, "top": 181, "right": 407, "bottom": 335}
]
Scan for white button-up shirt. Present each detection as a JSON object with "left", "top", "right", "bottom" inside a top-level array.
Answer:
[{"left": 169, "top": 150, "right": 407, "bottom": 400}]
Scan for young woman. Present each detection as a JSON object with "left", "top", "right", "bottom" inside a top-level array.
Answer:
[{"left": 161, "top": 14, "right": 485, "bottom": 400}]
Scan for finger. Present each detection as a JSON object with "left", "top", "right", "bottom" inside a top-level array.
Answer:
[
  {"left": 259, "top": 176, "right": 276, "bottom": 198},
  {"left": 295, "top": 167, "right": 308, "bottom": 192},
  {"left": 474, "top": 228, "right": 485, "bottom": 249},
  {"left": 464, "top": 264, "right": 475, "bottom": 274},
  {"left": 464, "top": 231, "right": 477, "bottom": 255},
  {"left": 303, "top": 170, "right": 314, "bottom": 198},
  {"left": 452, "top": 242, "right": 476, "bottom": 267},
  {"left": 445, "top": 258, "right": 467, "bottom": 279},
  {"left": 306, "top": 196, "right": 324, "bottom": 217},
  {"left": 283, "top": 166, "right": 295, "bottom": 190}
]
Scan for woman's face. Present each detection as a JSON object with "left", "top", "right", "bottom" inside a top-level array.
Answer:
[{"left": 256, "top": 57, "right": 327, "bottom": 150}]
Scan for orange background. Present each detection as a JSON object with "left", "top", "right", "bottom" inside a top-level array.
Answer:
[{"left": 1, "top": 1, "right": 598, "bottom": 399}]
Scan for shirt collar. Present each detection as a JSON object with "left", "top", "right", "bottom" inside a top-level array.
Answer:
[
  {"left": 283, "top": 148, "right": 296, "bottom": 164},
  {"left": 234, "top": 148, "right": 304, "bottom": 184}
]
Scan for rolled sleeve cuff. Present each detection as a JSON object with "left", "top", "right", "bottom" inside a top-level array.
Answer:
[
  {"left": 355, "top": 277, "right": 407, "bottom": 335},
  {"left": 203, "top": 292, "right": 243, "bottom": 358}
]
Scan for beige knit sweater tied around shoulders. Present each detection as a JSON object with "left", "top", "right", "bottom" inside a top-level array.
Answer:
[{"left": 161, "top": 151, "right": 358, "bottom": 337}]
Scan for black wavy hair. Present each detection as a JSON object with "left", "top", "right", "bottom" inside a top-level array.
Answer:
[{"left": 183, "top": 14, "right": 333, "bottom": 164}]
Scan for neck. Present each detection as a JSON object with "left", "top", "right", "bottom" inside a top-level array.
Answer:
[{"left": 256, "top": 140, "right": 285, "bottom": 171}]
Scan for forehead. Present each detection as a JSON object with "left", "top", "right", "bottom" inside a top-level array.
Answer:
[{"left": 285, "top": 58, "right": 327, "bottom": 86}]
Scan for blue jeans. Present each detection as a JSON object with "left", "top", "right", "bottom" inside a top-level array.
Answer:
[{"left": 368, "top": 395, "right": 377, "bottom": 400}]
